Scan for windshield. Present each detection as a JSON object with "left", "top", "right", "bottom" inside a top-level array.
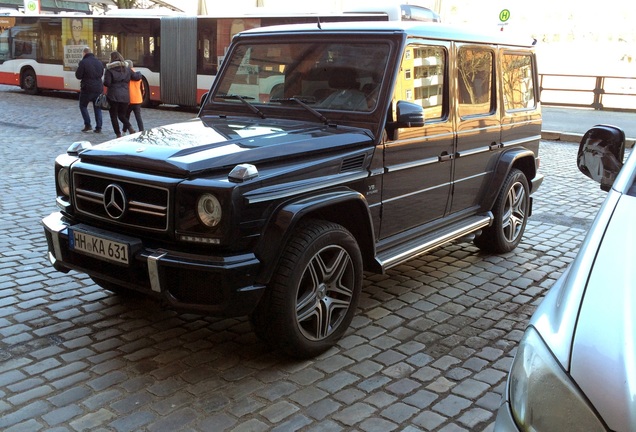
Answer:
[{"left": 211, "top": 40, "right": 390, "bottom": 113}]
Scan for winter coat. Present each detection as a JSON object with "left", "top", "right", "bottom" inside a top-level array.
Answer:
[
  {"left": 75, "top": 53, "right": 104, "bottom": 94},
  {"left": 103, "top": 61, "right": 141, "bottom": 103}
]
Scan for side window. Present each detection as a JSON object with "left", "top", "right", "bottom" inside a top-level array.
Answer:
[
  {"left": 502, "top": 52, "right": 536, "bottom": 111},
  {"left": 393, "top": 44, "right": 446, "bottom": 121},
  {"left": 458, "top": 47, "right": 494, "bottom": 117}
]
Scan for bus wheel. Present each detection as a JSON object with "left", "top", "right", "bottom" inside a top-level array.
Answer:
[{"left": 21, "top": 69, "right": 39, "bottom": 95}]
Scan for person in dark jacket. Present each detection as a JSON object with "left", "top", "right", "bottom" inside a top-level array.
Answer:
[
  {"left": 75, "top": 47, "right": 104, "bottom": 133},
  {"left": 103, "top": 51, "right": 141, "bottom": 138}
]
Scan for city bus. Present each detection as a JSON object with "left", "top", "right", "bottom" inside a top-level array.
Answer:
[{"left": 0, "top": 7, "right": 439, "bottom": 107}]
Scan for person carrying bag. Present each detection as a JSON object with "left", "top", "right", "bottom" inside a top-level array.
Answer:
[{"left": 103, "top": 51, "right": 141, "bottom": 138}]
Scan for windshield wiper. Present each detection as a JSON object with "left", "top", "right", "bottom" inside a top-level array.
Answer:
[
  {"left": 216, "top": 93, "right": 266, "bottom": 119},
  {"left": 270, "top": 97, "right": 330, "bottom": 125}
]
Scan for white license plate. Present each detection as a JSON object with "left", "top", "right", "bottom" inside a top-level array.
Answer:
[{"left": 69, "top": 229, "right": 130, "bottom": 265}]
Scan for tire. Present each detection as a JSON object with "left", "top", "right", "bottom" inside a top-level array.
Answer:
[
  {"left": 21, "top": 68, "right": 39, "bottom": 95},
  {"left": 250, "top": 219, "right": 363, "bottom": 358},
  {"left": 474, "top": 168, "right": 529, "bottom": 253}
]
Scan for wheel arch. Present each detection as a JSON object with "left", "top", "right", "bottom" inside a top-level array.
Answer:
[
  {"left": 483, "top": 148, "right": 537, "bottom": 210},
  {"left": 254, "top": 188, "right": 377, "bottom": 285}
]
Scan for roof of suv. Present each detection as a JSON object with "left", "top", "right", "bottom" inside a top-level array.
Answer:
[{"left": 239, "top": 21, "right": 537, "bottom": 48}]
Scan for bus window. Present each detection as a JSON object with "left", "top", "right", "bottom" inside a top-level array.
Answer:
[
  {"left": 40, "top": 20, "right": 62, "bottom": 63},
  {"left": 11, "top": 23, "right": 38, "bottom": 60},
  {"left": 197, "top": 24, "right": 216, "bottom": 76},
  {"left": 0, "top": 28, "right": 9, "bottom": 61}
]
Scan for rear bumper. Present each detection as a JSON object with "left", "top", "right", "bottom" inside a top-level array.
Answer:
[{"left": 42, "top": 212, "right": 265, "bottom": 316}]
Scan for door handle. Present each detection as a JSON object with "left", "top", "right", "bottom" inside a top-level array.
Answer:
[{"left": 439, "top": 151, "right": 453, "bottom": 162}]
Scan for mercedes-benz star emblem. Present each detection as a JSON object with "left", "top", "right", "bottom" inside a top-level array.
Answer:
[{"left": 103, "top": 184, "right": 127, "bottom": 220}]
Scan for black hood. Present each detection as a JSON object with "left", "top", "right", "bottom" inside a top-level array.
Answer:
[{"left": 77, "top": 117, "right": 374, "bottom": 176}]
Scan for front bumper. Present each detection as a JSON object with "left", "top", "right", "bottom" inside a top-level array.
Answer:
[
  {"left": 494, "top": 401, "right": 519, "bottom": 431},
  {"left": 42, "top": 212, "right": 265, "bottom": 316}
]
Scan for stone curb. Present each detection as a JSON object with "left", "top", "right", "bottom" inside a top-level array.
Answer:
[{"left": 542, "top": 130, "right": 636, "bottom": 148}]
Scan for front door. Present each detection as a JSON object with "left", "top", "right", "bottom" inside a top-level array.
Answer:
[{"left": 380, "top": 41, "right": 454, "bottom": 239}]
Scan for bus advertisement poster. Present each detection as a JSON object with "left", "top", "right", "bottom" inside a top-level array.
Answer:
[{"left": 63, "top": 18, "right": 92, "bottom": 70}]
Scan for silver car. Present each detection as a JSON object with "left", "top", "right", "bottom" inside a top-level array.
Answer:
[{"left": 495, "top": 125, "right": 634, "bottom": 432}]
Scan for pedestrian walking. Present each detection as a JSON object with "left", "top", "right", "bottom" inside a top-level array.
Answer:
[
  {"left": 75, "top": 47, "right": 104, "bottom": 133},
  {"left": 103, "top": 51, "right": 141, "bottom": 138},
  {"left": 125, "top": 60, "right": 144, "bottom": 132}
]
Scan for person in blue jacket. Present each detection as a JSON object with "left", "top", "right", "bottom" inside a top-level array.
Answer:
[{"left": 75, "top": 47, "right": 104, "bottom": 133}]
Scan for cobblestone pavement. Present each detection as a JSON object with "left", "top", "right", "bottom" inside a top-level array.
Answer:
[{"left": 0, "top": 84, "right": 612, "bottom": 432}]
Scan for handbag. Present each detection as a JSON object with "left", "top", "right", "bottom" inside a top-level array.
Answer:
[{"left": 96, "top": 93, "right": 110, "bottom": 110}]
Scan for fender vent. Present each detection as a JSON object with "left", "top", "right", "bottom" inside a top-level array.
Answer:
[{"left": 341, "top": 154, "right": 366, "bottom": 172}]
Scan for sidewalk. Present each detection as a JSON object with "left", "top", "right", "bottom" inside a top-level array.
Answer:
[{"left": 542, "top": 106, "right": 636, "bottom": 146}]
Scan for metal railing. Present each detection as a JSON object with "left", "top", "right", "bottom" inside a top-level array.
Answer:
[{"left": 540, "top": 73, "right": 636, "bottom": 112}]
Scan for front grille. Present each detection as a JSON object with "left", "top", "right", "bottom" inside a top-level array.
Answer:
[{"left": 73, "top": 173, "right": 169, "bottom": 232}]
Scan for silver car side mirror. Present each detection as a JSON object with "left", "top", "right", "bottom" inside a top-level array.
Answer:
[{"left": 577, "top": 124, "right": 625, "bottom": 191}]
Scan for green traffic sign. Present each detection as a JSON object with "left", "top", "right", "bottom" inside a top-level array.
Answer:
[{"left": 499, "top": 9, "right": 511, "bottom": 22}]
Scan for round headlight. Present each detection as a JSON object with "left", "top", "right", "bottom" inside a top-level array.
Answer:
[
  {"left": 197, "top": 193, "right": 222, "bottom": 227},
  {"left": 58, "top": 168, "right": 70, "bottom": 197}
]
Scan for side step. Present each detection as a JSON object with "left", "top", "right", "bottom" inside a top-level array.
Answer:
[{"left": 375, "top": 214, "right": 492, "bottom": 272}]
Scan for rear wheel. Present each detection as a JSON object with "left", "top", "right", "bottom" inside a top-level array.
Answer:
[
  {"left": 21, "top": 68, "right": 39, "bottom": 95},
  {"left": 474, "top": 168, "right": 529, "bottom": 253},
  {"left": 250, "top": 219, "right": 363, "bottom": 358}
]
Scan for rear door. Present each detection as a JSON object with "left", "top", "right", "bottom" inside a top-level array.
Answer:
[
  {"left": 449, "top": 44, "right": 501, "bottom": 214},
  {"left": 499, "top": 49, "right": 541, "bottom": 157}
]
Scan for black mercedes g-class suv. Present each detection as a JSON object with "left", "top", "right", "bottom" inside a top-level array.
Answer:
[{"left": 43, "top": 21, "right": 543, "bottom": 358}]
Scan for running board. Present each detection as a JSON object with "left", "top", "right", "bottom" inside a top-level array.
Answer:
[{"left": 376, "top": 214, "right": 493, "bottom": 271}]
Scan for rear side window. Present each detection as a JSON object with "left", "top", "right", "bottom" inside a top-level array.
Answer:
[
  {"left": 501, "top": 52, "right": 536, "bottom": 111},
  {"left": 457, "top": 47, "right": 494, "bottom": 118}
]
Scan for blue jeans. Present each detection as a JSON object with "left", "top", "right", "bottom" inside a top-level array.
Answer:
[{"left": 79, "top": 91, "right": 103, "bottom": 129}]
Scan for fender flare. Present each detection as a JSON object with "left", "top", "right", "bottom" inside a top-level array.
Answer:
[
  {"left": 254, "top": 188, "right": 376, "bottom": 284},
  {"left": 482, "top": 148, "right": 537, "bottom": 209}
]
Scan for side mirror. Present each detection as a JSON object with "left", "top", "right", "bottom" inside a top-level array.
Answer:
[
  {"left": 395, "top": 101, "right": 425, "bottom": 128},
  {"left": 577, "top": 125, "right": 625, "bottom": 191}
]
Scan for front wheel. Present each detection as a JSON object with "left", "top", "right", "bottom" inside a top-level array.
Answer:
[
  {"left": 474, "top": 168, "right": 530, "bottom": 253},
  {"left": 21, "top": 68, "right": 39, "bottom": 95},
  {"left": 251, "top": 219, "right": 363, "bottom": 358}
]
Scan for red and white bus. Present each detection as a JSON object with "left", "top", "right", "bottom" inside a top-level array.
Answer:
[
  {"left": 0, "top": 12, "right": 376, "bottom": 107},
  {"left": 0, "top": 6, "right": 439, "bottom": 106}
]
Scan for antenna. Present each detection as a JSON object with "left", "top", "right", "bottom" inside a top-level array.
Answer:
[{"left": 317, "top": 17, "right": 322, "bottom": 30}]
